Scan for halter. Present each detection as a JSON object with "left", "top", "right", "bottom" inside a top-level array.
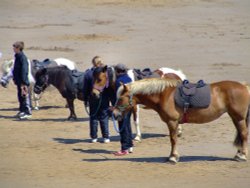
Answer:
[
  {"left": 115, "top": 94, "right": 134, "bottom": 112},
  {"left": 93, "top": 72, "right": 109, "bottom": 92},
  {"left": 34, "top": 74, "right": 49, "bottom": 93}
]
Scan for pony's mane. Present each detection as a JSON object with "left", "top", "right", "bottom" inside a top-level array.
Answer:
[
  {"left": 117, "top": 78, "right": 179, "bottom": 97},
  {"left": 1, "top": 60, "right": 14, "bottom": 73}
]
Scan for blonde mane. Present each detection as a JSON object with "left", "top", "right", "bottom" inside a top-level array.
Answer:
[
  {"left": 117, "top": 78, "right": 179, "bottom": 97},
  {"left": 1, "top": 59, "right": 14, "bottom": 74}
]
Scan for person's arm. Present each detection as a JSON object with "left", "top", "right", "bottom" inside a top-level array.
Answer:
[
  {"left": 20, "top": 55, "right": 29, "bottom": 86},
  {"left": 83, "top": 72, "right": 91, "bottom": 104}
]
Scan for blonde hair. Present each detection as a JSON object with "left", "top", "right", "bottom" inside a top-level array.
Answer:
[{"left": 92, "top": 56, "right": 103, "bottom": 67}]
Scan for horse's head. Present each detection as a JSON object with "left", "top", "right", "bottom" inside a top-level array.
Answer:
[
  {"left": 112, "top": 83, "right": 134, "bottom": 120},
  {"left": 0, "top": 60, "right": 14, "bottom": 88},
  {"left": 92, "top": 65, "right": 110, "bottom": 98},
  {"left": 34, "top": 68, "right": 49, "bottom": 94}
]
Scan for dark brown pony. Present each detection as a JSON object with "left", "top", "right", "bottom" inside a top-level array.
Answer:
[
  {"left": 34, "top": 66, "right": 84, "bottom": 120},
  {"left": 112, "top": 78, "right": 250, "bottom": 163}
]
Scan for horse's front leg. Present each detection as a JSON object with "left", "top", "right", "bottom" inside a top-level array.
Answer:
[
  {"left": 33, "top": 93, "right": 40, "bottom": 110},
  {"left": 167, "top": 120, "right": 180, "bottom": 164},
  {"left": 133, "top": 105, "right": 141, "bottom": 142},
  {"left": 66, "top": 98, "right": 77, "bottom": 120}
]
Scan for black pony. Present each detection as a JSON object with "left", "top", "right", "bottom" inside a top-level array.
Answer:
[{"left": 34, "top": 66, "right": 84, "bottom": 120}]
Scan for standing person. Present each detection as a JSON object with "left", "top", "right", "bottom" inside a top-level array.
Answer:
[
  {"left": 83, "top": 56, "right": 111, "bottom": 143},
  {"left": 112, "top": 63, "right": 133, "bottom": 156},
  {"left": 12, "top": 41, "right": 32, "bottom": 119}
]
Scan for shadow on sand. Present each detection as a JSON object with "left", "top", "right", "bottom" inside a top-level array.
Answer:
[
  {"left": 53, "top": 133, "right": 167, "bottom": 145},
  {"left": 0, "top": 114, "right": 89, "bottom": 122},
  {"left": 81, "top": 155, "right": 234, "bottom": 163}
]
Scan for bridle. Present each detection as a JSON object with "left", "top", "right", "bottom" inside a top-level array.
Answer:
[
  {"left": 34, "top": 74, "right": 49, "bottom": 93},
  {"left": 93, "top": 66, "right": 116, "bottom": 93},
  {"left": 115, "top": 94, "right": 134, "bottom": 113},
  {"left": 93, "top": 72, "right": 110, "bottom": 93}
]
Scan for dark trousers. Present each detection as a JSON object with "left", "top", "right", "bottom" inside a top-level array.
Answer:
[
  {"left": 17, "top": 85, "right": 32, "bottom": 114},
  {"left": 90, "top": 115, "right": 109, "bottom": 139},
  {"left": 118, "top": 111, "right": 133, "bottom": 151}
]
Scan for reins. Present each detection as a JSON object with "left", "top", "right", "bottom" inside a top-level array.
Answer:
[
  {"left": 111, "top": 112, "right": 126, "bottom": 134},
  {"left": 111, "top": 94, "right": 133, "bottom": 133},
  {"left": 84, "top": 93, "right": 103, "bottom": 117}
]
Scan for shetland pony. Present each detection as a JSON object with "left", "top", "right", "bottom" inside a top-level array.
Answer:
[
  {"left": 92, "top": 65, "right": 187, "bottom": 141},
  {"left": 0, "top": 58, "right": 76, "bottom": 110},
  {"left": 34, "top": 66, "right": 84, "bottom": 120},
  {"left": 113, "top": 78, "right": 250, "bottom": 163}
]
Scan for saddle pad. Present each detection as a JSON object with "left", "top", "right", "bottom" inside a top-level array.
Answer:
[
  {"left": 133, "top": 68, "right": 160, "bottom": 80},
  {"left": 174, "top": 81, "right": 211, "bottom": 109},
  {"left": 71, "top": 70, "right": 85, "bottom": 92}
]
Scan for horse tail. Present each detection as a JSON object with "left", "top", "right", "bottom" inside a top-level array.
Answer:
[{"left": 247, "top": 105, "right": 250, "bottom": 128}]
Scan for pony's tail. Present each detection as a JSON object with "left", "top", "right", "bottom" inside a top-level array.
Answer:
[
  {"left": 246, "top": 105, "right": 250, "bottom": 130},
  {"left": 233, "top": 105, "right": 250, "bottom": 147}
]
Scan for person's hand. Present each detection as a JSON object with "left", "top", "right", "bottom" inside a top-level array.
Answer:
[
  {"left": 109, "top": 106, "right": 115, "bottom": 112},
  {"left": 21, "top": 85, "right": 28, "bottom": 97}
]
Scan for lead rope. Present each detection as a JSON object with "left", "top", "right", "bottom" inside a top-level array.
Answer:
[
  {"left": 84, "top": 94, "right": 103, "bottom": 117},
  {"left": 111, "top": 112, "right": 126, "bottom": 134}
]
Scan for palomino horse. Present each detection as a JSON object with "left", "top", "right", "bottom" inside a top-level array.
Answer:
[
  {"left": 92, "top": 65, "right": 187, "bottom": 141},
  {"left": 0, "top": 58, "right": 76, "bottom": 110},
  {"left": 34, "top": 66, "right": 84, "bottom": 120},
  {"left": 113, "top": 78, "right": 250, "bottom": 163}
]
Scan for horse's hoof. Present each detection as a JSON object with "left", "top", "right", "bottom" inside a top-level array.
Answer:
[
  {"left": 177, "top": 126, "right": 183, "bottom": 137},
  {"left": 234, "top": 153, "right": 247, "bottom": 162},
  {"left": 177, "top": 132, "right": 182, "bottom": 137},
  {"left": 168, "top": 156, "right": 179, "bottom": 164},
  {"left": 134, "top": 135, "right": 141, "bottom": 142},
  {"left": 68, "top": 117, "right": 77, "bottom": 121},
  {"left": 33, "top": 107, "right": 39, "bottom": 111}
]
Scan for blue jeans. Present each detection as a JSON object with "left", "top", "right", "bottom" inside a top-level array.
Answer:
[
  {"left": 17, "top": 85, "right": 32, "bottom": 114},
  {"left": 89, "top": 115, "right": 109, "bottom": 139},
  {"left": 118, "top": 111, "right": 133, "bottom": 151}
]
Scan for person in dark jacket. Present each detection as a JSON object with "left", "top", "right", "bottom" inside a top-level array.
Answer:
[
  {"left": 112, "top": 63, "right": 133, "bottom": 156},
  {"left": 12, "top": 41, "right": 32, "bottom": 119},
  {"left": 83, "top": 56, "right": 112, "bottom": 143}
]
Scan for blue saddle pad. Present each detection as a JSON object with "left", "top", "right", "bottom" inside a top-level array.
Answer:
[{"left": 174, "top": 80, "right": 211, "bottom": 108}]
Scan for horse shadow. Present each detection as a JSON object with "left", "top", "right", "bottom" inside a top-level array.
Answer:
[
  {"left": 53, "top": 137, "right": 90, "bottom": 144},
  {"left": 82, "top": 155, "right": 234, "bottom": 163},
  {"left": 27, "top": 117, "right": 89, "bottom": 122},
  {"left": 73, "top": 148, "right": 111, "bottom": 155},
  {"left": 0, "top": 114, "right": 17, "bottom": 120},
  {"left": 0, "top": 107, "right": 19, "bottom": 112},
  {"left": 140, "top": 133, "right": 168, "bottom": 139},
  {"left": 53, "top": 135, "right": 121, "bottom": 144},
  {"left": 38, "top": 105, "right": 63, "bottom": 110}
]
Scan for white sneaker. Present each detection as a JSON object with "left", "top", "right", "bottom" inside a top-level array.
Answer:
[
  {"left": 15, "top": 112, "right": 24, "bottom": 118},
  {"left": 91, "top": 138, "right": 98, "bottom": 143},
  {"left": 19, "top": 113, "right": 32, "bottom": 120},
  {"left": 128, "top": 147, "right": 133, "bottom": 153},
  {"left": 103, "top": 138, "right": 110, "bottom": 143}
]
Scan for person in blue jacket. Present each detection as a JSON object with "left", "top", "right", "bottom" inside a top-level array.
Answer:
[
  {"left": 12, "top": 41, "right": 32, "bottom": 120},
  {"left": 83, "top": 56, "right": 112, "bottom": 143},
  {"left": 112, "top": 64, "right": 133, "bottom": 156}
]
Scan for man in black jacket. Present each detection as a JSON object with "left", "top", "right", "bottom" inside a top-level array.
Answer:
[{"left": 12, "top": 41, "right": 32, "bottom": 119}]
